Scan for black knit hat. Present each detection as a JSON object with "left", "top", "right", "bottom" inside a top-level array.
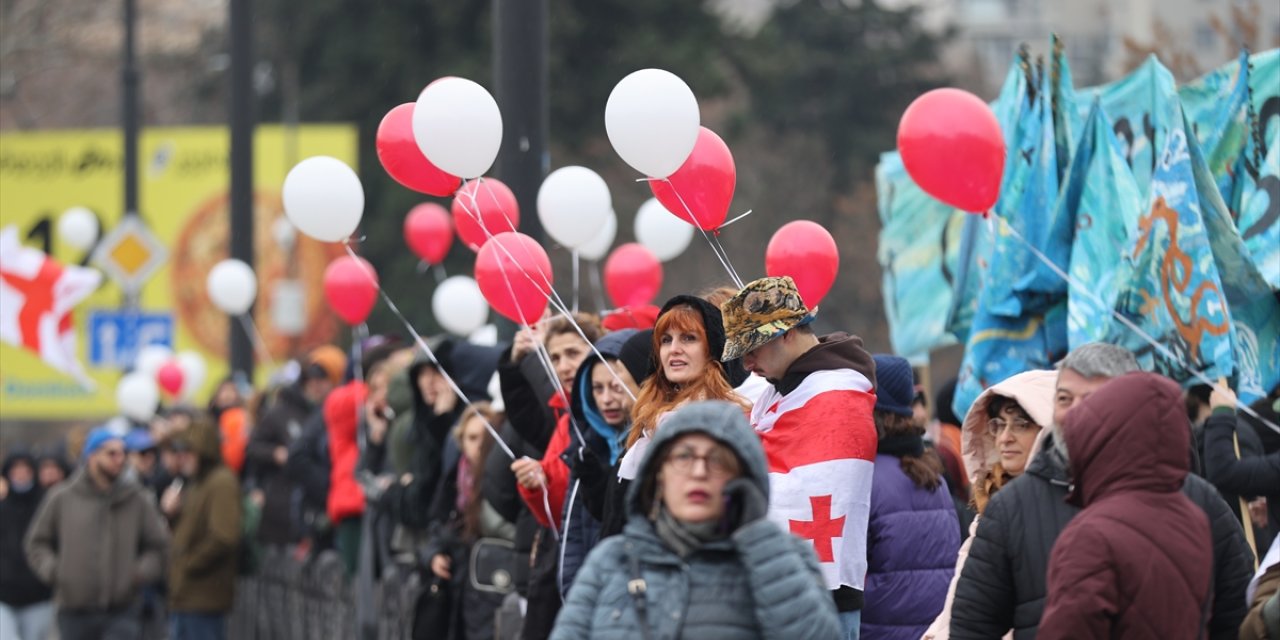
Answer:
[
  {"left": 872, "top": 355, "right": 915, "bottom": 417},
  {"left": 655, "top": 295, "right": 749, "bottom": 388},
  {"left": 619, "top": 329, "right": 655, "bottom": 385}
]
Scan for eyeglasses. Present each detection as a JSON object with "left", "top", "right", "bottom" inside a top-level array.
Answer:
[
  {"left": 665, "top": 448, "right": 738, "bottom": 478},
  {"left": 986, "top": 417, "right": 1038, "bottom": 437}
]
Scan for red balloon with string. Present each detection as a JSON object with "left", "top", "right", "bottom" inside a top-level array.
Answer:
[
  {"left": 765, "top": 221, "right": 839, "bottom": 309},
  {"left": 324, "top": 256, "right": 379, "bottom": 324},
  {"left": 452, "top": 179, "right": 520, "bottom": 251},
  {"left": 603, "top": 243, "right": 663, "bottom": 308},
  {"left": 404, "top": 203, "right": 453, "bottom": 264},
  {"left": 897, "top": 88, "right": 1005, "bottom": 213},
  {"left": 649, "top": 127, "right": 735, "bottom": 231},
  {"left": 474, "top": 232, "right": 552, "bottom": 325},
  {"left": 156, "top": 361, "right": 184, "bottom": 397},
  {"left": 376, "top": 103, "right": 462, "bottom": 197}
]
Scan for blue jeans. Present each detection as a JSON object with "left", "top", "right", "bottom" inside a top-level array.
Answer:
[
  {"left": 0, "top": 601, "right": 53, "bottom": 640},
  {"left": 169, "top": 612, "right": 226, "bottom": 640},
  {"left": 839, "top": 609, "right": 861, "bottom": 640}
]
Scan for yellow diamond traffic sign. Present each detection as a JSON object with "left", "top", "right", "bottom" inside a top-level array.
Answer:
[{"left": 92, "top": 216, "right": 168, "bottom": 293}]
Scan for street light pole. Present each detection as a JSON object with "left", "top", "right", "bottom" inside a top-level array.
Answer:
[
  {"left": 122, "top": 0, "right": 140, "bottom": 310},
  {"left": 228, "top": 0, "right": 255, "bottom": 382}
]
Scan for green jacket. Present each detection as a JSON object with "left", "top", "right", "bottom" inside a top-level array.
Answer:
[{"left": 169, "top": 421, "right": 242, "bottom": 613}]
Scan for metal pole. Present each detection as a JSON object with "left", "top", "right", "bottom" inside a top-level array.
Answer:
[
  {"left": 122, "top": 0, "right": 140, "bottom": 309},
  {"left": 229, "top": 0, "right": 255, "bottom": 381},
  {"left": 493, "top": 0, "right": 548, "bottom": 337}
]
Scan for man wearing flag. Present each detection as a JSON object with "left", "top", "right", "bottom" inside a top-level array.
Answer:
[{"left": 721, "top": 276, "right": 878, "bottom": 640}]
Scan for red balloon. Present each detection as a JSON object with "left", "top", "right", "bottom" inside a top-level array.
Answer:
[
  {"left": 324, "top": 256, "right": 379, "bottom": 325},
  {"left": 649, "top": 127, "right": 736, "bottom": 231},
  {"left": 404, "top": 203, "right": 453, "bottom": 264},
  {"left": 897, "top": 88, "right": 1005, "bottom": 213},
  {"left": 603, "top": 243, "right": 663, "bottom": 308},
  {"left": 376, "top": 103, "right": 462, "bottom": 197},
  {"left": 156, "top": 362, "right": 184, "bottom": 397},
  {"left": 474, "top": 232, "right": 552, "bottom": 325},
  {"left": 452, "top": 179, "right": 520, "bottom": 252},
  {"left": 765, "top": 220, "right": 839, "bottom": 309}
]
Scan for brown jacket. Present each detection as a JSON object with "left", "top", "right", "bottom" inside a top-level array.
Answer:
[
  {"left": 169, "top": 420, "right": 242, "bottom": 613},
  {"left": 1241, "top": 561, "right": 1280, "bottom": 640},
  {"left": 24, "top": 468, "right": 169, "bottom": 611}
]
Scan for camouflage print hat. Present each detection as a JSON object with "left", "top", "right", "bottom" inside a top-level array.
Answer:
[{"left": 720, "top": 276, "right": 814, "bottom": 361}]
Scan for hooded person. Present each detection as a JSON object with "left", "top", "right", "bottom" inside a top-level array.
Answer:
[
  {"left": 597, "top": 329, "right": 658, "bottom": 540},
  {"left": 550, "top": 401, "right": 841, "bottom": 640},
  {"left": 0, "top": 449, "right": 54, "bottom": 640},
  {"left": 1039, "top": 373, "right": 1213, "bottom": 639}
]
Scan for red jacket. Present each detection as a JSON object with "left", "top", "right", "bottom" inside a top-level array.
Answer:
[
  {"left": 325, "top": 381, "right": 367, "bottom": 524},
  {"left": 518, "top": 411, "right": 571, "bottom": 529},
  {"left": 1040, "top": 373, "right": 1212, "bottom": 640}
]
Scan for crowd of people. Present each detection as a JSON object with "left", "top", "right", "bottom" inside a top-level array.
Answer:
[{"left": 1, "top": 275, "right": 1278, "bottom": 640}]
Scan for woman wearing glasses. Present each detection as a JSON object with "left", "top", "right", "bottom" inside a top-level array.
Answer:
[
  {"left": 924, "top": 369, "right": 1057, "bottom": 640},
  {"left": 551, "top": 401, "right": 840, "bottom": 639}
]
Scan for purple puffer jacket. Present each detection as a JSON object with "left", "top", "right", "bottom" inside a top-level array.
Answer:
[{"left": 862, "top": 453, "right": 962, "bottom": 640}]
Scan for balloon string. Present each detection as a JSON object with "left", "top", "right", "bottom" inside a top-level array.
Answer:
[
  {"left": 992, "top": 212, "right": 1279, "bottom": 433},
  {"left": 653, "top": 178, "right": 745, "bottom": 288},
  {"left": 588, "top": 261, "right": 606, "bottom": 313},
  {"left": 434, "top": 263, "right": 447, "bottom": 284},
  {"left": 236, "top": 313, "right": 278, "bottom": 369},
  {"left": 353, "top": 323, "right": 366, "bottom": 453},
  {"left": 339, "top": 241, "right": 517, "bottom": 459},
  {"left": 718, "top": 209, "right": 754, "bottom": 229},
  {"left": 572, "top": 249, "right": 580, "bottom": 315}
]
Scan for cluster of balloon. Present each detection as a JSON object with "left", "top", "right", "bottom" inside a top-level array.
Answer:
[
  {"left": 634, "top": 198, "right": 693, "bottom": 262},
  {"left": 376, "top": 103, "right": 462, "bottom": 197},
  {"left": 453, "top": 179, "right": 519, "bottom": 252},
  {"left": 404, "top": 203, "right": 453, "bottom": 266},
  {"left": 537, "top": 166, "right": 612, "bottom": 251},
  {"left": 897, "top": 88, "right": 1005, "bottom": 213},
  {"left": 323, "top": 256, "right": 380, "bottom": 325},
  {"left": 117, "top": 346, "right": 208, "bottom": 422},
  {"left": 765, "top": 221, "right": 839, "bottom": 309},
  {"left": 432, "top": 276, "right": 489, "bottom": 336},
  {"left": 603, "top": 243, "right": 662, "bottom": 308},
  {"left": 474, "top": 232, "right": 553, "bottom": 325}
]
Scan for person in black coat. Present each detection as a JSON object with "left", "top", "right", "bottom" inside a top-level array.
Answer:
[
  {"left": 1202, "top": 383, "right": 1280, "bottom": 552},
  {"left": 0, "top": 450, "right": 54, "bottom": 640},
  {"left": 949, "top": 344, "right": 1255, "bottom": 640}
]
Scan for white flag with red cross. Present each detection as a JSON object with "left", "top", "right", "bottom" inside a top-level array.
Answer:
[
  {"left": 0, "top": 226, "right": 102, "bottom": 388},
  {"left": 752, "top": 368, "right": 877, "bottom": 591}
]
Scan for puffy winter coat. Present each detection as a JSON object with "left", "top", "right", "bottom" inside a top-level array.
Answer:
[
  {"left": 951, "top": 398, "right": 1255, "bottom": 640},
  {"left": 1039, "top": 373, "right": 1212, "bottom": 639},
  {"left": 247, "top": 382, "right": 314, "bottom": 544},
  {"left": 1203, "top": 408, "right": 1280, "bottom": 532},
  {"left": 862, "top": 454, "right": 960, "bottom": 640},
  {"left": 326, "top": 381, "right": 368, "bottom": 524},
  {"left": 550, "top": 401, "right": 840, "bottom": 640},
  {"left": 169, "top": 420, "right": 242, "bottom": 613},
  {"left": 0, "top": 452, "right": 51, "bottom": 607}
]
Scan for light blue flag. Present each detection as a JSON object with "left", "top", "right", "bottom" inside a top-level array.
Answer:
[
  {"left": 1232, "top": 49, "right": 1279, "bottom": 290},
  {"left": 952, "top": 295, "right": 1069, "bottom": 421},
  {"left": 1077, "top": 56, "right": 1181, "bottom": 199},
  {"left": 1179, "top": 50, "right": 1251, "bottom": 203}
]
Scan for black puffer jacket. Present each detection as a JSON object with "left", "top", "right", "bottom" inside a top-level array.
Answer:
[{"left": 950, "top": 431, "right": 1255, "bottom": 640}]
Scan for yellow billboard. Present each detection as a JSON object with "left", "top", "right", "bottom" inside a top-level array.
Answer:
[{"left": 0, "top": 124, "right": 357, "bottom": 420}]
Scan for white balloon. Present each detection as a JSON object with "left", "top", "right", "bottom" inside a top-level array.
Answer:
[
  {"left": 176, "top": 351, "right": 207, "bottom": 401},
  {"left": 433, "top": 276, "right": 490, "bottom": 336},
  {"left": 207, "top": 259, "right": 258, "bottom": 315},
  {"left": 578, "top": 210, "right": 617, "bottom": 262},
  {"left": 272, "top": 217, "right": 297, "bottom": 250},
  {"left": 283, "top": 156, "right": 365, "bottom": 242},
  {"left": 634, "top": 198, "right": 695, "bottom": 262},
  {"left": 469, "top": 323, "right": 499, "bottom": 347},
  {"left": 134, "top": 344, "right": 173, "bottom": 378},
  {"left": 536, "top": 166, "right": 612, "bottom": 249},
  {"left": 413, "top": 77, "right": 503, "bottom": 179},
  {"left": 116, "top": 372, "right": 160, "bottom": 423},
  {"left": 57, "top": 207, "right": 99, "bottom": 252},
  {"left": 605, "top": 69, "right": 700, "bottom": 178}
]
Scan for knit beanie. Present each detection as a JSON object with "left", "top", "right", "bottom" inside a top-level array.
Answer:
[{"left": 872, "top": 355, "right": 915, "bottom": 417}]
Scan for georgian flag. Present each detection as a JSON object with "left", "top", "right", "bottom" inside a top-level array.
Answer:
[
  {"left": 752, "top": 368, "right": 877, "bottom": 591},
  {"left": 0, "top": 226, "right": 101, "bottom": 388}
]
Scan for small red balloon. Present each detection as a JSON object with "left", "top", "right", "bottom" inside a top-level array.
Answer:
[
  {"left": 453, "top": 179, "right": 520, "bottom": 252},
  {"left": 156, "top": 362, "right": 184, "bottom": 397},
  {"left": 603, "top": 243, "right": 663, "bottom": 308},
  {"left": 650, "top": 127, "right": 736, "bottom": 231},
  {"left": 404, "top": 203, "right": 453, "bottom": 264},
  {"left": 897, "top": 88, "right": 1005, "bottom": 213},
  {"left": 324, "top": 256, "right": 379, "bottom": 325},
  {"left": 474, "top": 232, "right": 552, "bottom": 325},
  {"left": 376, "top": 103, "right": 462, "bottom": 197},
  {"left": 765, "top": 221, "right": 839, "bottom": 309}
]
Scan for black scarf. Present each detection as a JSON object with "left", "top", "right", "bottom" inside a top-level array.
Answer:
[{"left": 877, "top": 433, "right": 925, "bottom": 458}]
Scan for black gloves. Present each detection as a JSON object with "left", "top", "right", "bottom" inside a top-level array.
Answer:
[{"left": 723, "top": 478, "right": 768, "bottom": 531}]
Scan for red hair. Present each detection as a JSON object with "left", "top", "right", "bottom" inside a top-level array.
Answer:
[{"left": 626, "top": 304, "right": 748, "bottom": 448}]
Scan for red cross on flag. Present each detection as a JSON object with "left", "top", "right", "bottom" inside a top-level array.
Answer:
[
  {"left": 0, "top": 226, "right": 102, "bottom": 388},
  {"left": 752, "top": 368, "right": 877, "bottom": 592}
]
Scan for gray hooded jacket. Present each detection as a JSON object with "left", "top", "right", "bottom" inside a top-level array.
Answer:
[{"left": 550, "top": 401, "right": 840, "bottom": 640}]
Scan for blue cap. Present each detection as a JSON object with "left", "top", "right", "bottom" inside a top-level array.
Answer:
[
  {"left": 82, "top": 427, "right": 124, "bottom": 459},
  {"left": 124, "top": 428, "right": 156, "bottom": 453}
]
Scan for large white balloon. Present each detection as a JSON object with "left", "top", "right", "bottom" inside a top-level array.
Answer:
[
  {"left": 283, "top": 156, "right": 365, "bottom": 242},
  {"left": 433, "top": 276, "right": 490, "bottom": 336},
  {"left": 536, "top": 166, "right": 611, "bottom": 249},
  {"left": 134, "top": 344, "right": 174, "bottom": 378},
  {"left": 117, "top": 372, "right": 160, "bottom": 423},
  {"left": 176, "top": 351, "right": 207, "bottom": 402},
  {"left": 578, "top": 209, "right": 617, "bottom": 261},
  {"left": 413, "top": 77, "right": 503, "bottom": 179},
  {"left": 207, "top": 259, "right": 258, "bottom": 315},
  {"left": 57, "top": 207, "right": 99, "bottom": 252},
  {"left": 605, "top": 69, "right": 700, "bottom": 178},
  {"left": 634, "top": 198, "right": 694, "bottom": 262}
]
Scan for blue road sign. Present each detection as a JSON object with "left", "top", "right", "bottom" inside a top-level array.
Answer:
[{"left": 88, "top": 310, "right": 174, "bottom": 369}]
